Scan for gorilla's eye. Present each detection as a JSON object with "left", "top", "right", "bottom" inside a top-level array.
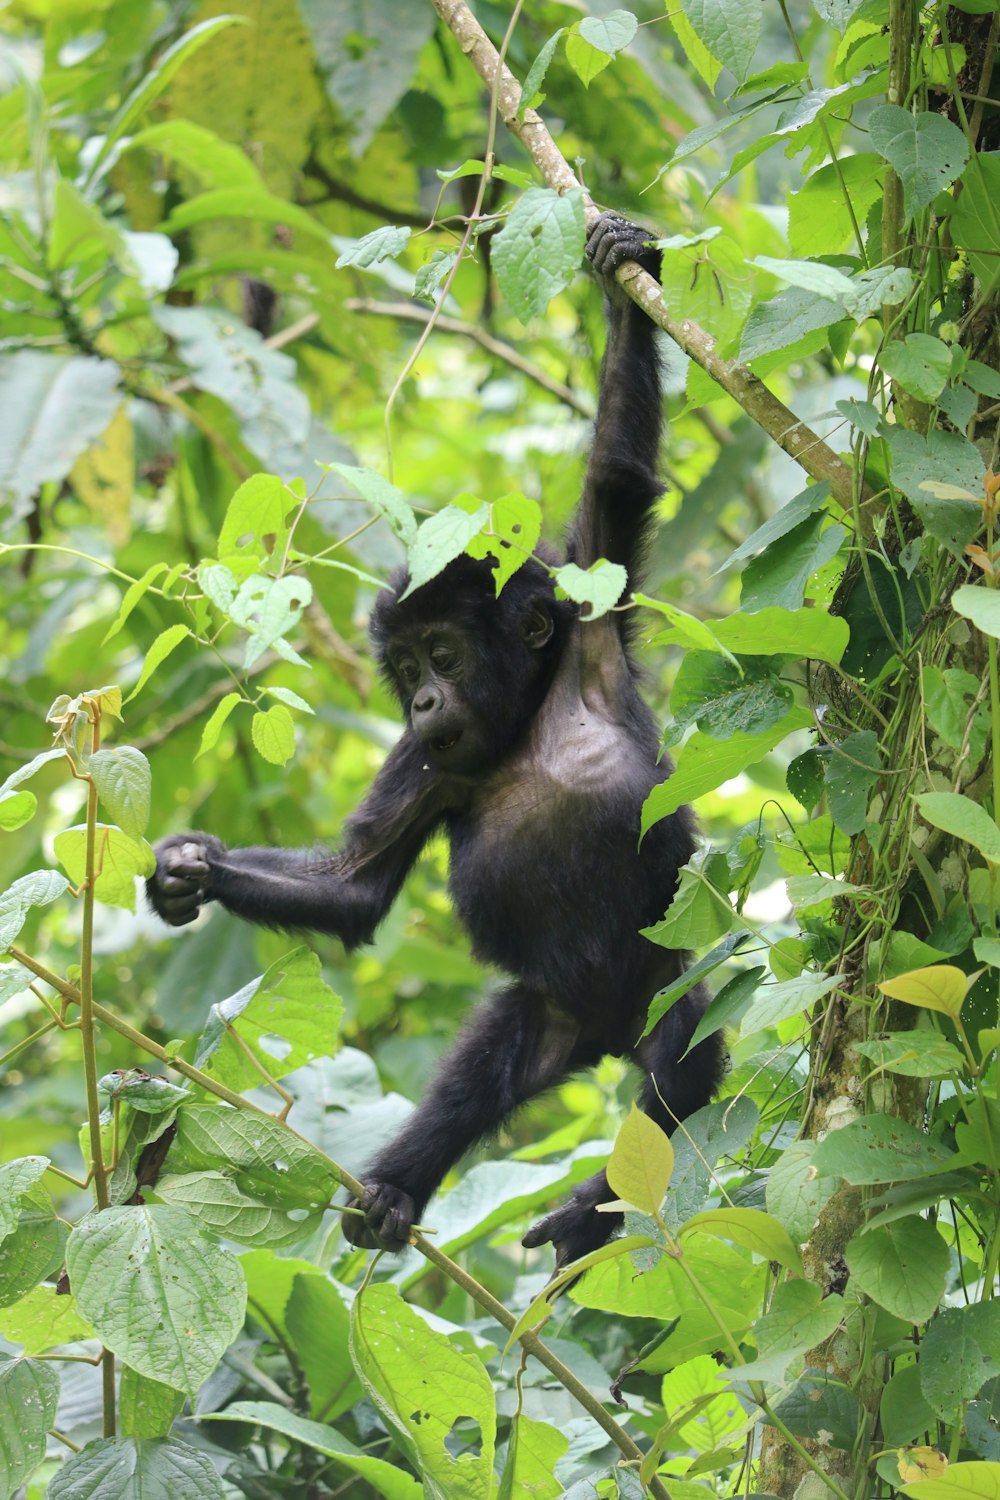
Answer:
[
  {"left": 397, "top": 656, "right": 419, "bottom": 687},
  {"left": 431, "top": 645, "right": 458, "bottom": 671}
]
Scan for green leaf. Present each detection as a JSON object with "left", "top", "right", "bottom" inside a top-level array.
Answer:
[
  {"left": 0, "top": 1282, "right": 94, "bottom": 1354},
  {"left": 856, "top": 1032, "right": 965, "bottom": 1080},
  {"left": 869, "top": 106, "right": 969, "bottom": 221},
  {"left": 335, "top": 225, "right": 411, "bottom": 269},
  {"left": 953, "top": 584, "right": 1000, "bottom": 640},
  {"left": 285, "top": 1274, "right": 360, "bottom": 1420},
  {"left": 887, "top": 429, "right": 985, "bottom": 552},
  {"left": 0, "top": 351, "right": 122, "bottom": 524},
  {"left": 739, "top": 970, "right": 842, "bottom": 1037},
  {"left": 168, "top": 1103, "right": 340, "bottom": 1217},
  {"left": 47, "top": 1436, "right": 229, "bottom": 1499},
  {"left": 492, "top": 187, "right": 586, "bottom": 323},
  {"left": 845, "top": 1215, "right": 948, "bottom": 1322},
  {"left": 218, "top": 473, "right": 295, "bottom": 560},
  {"left": 54, "top": 825, "right": 155, "bottom": 912},
  {"left": 751, "top": 255, "right": 855, "bottom": 300},
  {"left": 87, "top": 747, "right": 151, "bottom": 840},
  {"left": 0, "top": 1358, "right": 60, "bottom": 1499},
  {"left": 766, "top": 1142, "right": 837, "bottom": 1243},
  {"left": 565, "top": 30, "right": 613, "bottom": 85},
  {"left": 102, "top": 564, "right": 169, "bottom": 644},
  {"left": 203, "top": 1402, "right": 422, "bottom": 1500},
  {"left": 670, "top": 655, "right": 792, "bottom": 742},
  {"left": 251, "top": 705, "right": 295, "bottom": 765},
  {"left": 351, "top": 1282, "right": 496, "bottom": 1500},
  {"left": 740, "top": 287, "right": 843, "bottom": 362},
  {"left": 680, "top": 0, "right": 760, "bottom": 80},
  {"left": 0, "top": 792, "right": 35, "bottom": 832},
  {"left": 519, "top": 29, "right": 564, "bottom": 111},
  {"left": 163, "top": 186, "right": 330, "bottom": 245},
  {"left": 66, "top": 1205, "right": 246, "bottom": 1396},
  {"left": 231, "top": 573, "right": 313, "bottom": 670},
  {"left": 914, "top": 791, "right": 1000, "bottom": 863},
  {"left": 951, "top": 154, "right": 1000, "bottom": 297},
  {"left": 920, "top": 1304, "right": 1000, "bottom": 1417},
  {"left": 682, "top": 967, "right": 764, "bottom": 1054},
  {"left": 156, "top": 1171, "right": 322, "bottom": 1249},
  {"left": 752, "top": 1281, "right": 845, "bottom": 1363},
  {"left": 682, "top": 1207, "right": 803, "bottom": 1273},
  {"left": 0, "top": 1184, "right": 68, "bottom": 1307},
  {"left": 124, "top": 120, "right": 263, "bottom": 190},
  {"left": 786, "top": 749, "right": 827, "bottom": 814},
  {"left": 554, "top": 559, "right": 628, "bottom": 619},
  {"left": 825, "top": 728, "right": 880, "bottom": 835},
  {"left": 903, "top": 1464, "right": 1000, "bottom": 1500},
  {"left": 498, "top": 1413, "right": 568, "bottom": 1500},
  {"left": 879, "top": 964, "right": 969, "bottom": 1019},
  {"left": 324, "top": 463, "right": 418, "bottom": 546},
  {"left": 923, "top": 666, "right": 982, "bottom": 749},
  {"left": 0, "top": 1158, "right": 51, "bottom": 1245},
  {"left": 401, "top": 502, "right": 490, "bottom": 597},
  {"left": 719, "top": 483, "right": 830, "bottom": 571},
  {"left": 811, "top": 1115, "right": 956, "bottom": 1184},
  {"left": 641, "top": 708, "right": 811, "bottom": 830},
  {"left": 119, "top": 1367, "right": 185, "bottom": 1440},
  {"left": 607, "top": 1105, "right": 674, "bottom": 1214},
  {"left": 880, "top": 333, "right": 953, "bottom": 402},
  {"left": 769, "top": 1370, "right": 861, "bottom": 1450},
  {"left": 704, "top": 606, "right": 849, "bottom": 663},
  {"left": 194, "top": 946, "right": 342, "bottom": 1092},
  {"left": 196, "top": 562, "right": 237, "bottom": 613},
  {"left": 640, "top": 597, "right": 740, "bottom": 663},
  {"left": 641, "top": 930, "right": 755, "bottom": 1036},
  {"left": 641, "top": 853, "right": 734, "bottom": 949},
  {"left": 0, "top": 868, "right": 71, "bottom": 949},
  {"left": 740, "top": 515, "right": 846, "bottom": 611},
  {"left": 88, "top": 15, "right": 246, "bottom": 181},
  {"left": 660, "top": 1096, "right": 759, "bottom": 1231},
  {"left": 124, "top": 625, "right": 191, "bottom": 704},
  {"left": 196, "top": 692, "right": 242, "bottom": 758},
  {"left": 579, "top": 9, "right": 638, "bottom": 53},
  {"left": 466, "top": 491, "right": 542, "bottom": 593}
]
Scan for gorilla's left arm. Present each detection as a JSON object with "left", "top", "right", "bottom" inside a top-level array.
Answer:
[{"left": 147, "top": 732, "right": 447, "bottom": 947}]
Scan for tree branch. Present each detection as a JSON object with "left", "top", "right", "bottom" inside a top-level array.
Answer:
[
  {"left": 346, "top": 297, "right": 593, "bottom": 417},
  {"left": 430, "top": 0, "right": 858, "bottom": 510}
]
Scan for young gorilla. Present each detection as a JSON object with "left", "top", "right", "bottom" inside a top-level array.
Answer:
[{"left": 147, "top": 213, "right": 725, "bottom": 1267}]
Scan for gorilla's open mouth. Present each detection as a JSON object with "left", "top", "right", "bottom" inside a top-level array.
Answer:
[{"left": 433, "top": 731, "right": 462, "bottom": 753}]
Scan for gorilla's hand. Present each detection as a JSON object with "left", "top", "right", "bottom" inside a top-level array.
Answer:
[
  {"left": 147, "top": 833, "right": 225, "bottom": 926},
  {"left": 585, "top": 211, "right": 661, "bottom": 289},
  {"left": 523, "top": 1189, "right": 622, "bottom": 1270},
  {"left": 341, "top": 1181, "right": 417, "bottom": 1253}
]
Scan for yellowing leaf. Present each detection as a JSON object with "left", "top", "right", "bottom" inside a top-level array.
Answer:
[
  {"left": 879, "top": 965, "right": 967, "bottom": 1019},
  {"left": 899, "top": 1450, "right": 949, "bottom": 1484},
  {"left": 71, "top": 404, "right": 134, "bottom": 546},
  {"left": 606, "top": 1104, "right": 674, "bottom": 1215}
]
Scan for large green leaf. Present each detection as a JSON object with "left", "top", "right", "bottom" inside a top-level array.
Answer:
[
  {"left": 0, "top": 1357, "right": 59, "bottom": 1500},
  {"left": 66, "top": 1205, "right": 245, "bottom": 1396},
  {"left": 869, "top": 106, "right": 969, "bottom": 221},
  {"left": 47, "top": 1436, "right": 228, "bottom": 1499}
]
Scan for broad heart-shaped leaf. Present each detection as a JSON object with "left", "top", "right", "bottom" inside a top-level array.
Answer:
[
  {"left": 334, "top": 224, "right": 410, "bottom": 269},
  {"left": 155, "top": 1170, "right": 324, "bottom": 1249},
  {"left": 878, "top": 964, "right": 968, "bottom": 1019},
  {"left": 47, "top": 1436, "right": 228, "bottom": 1499},
  {"left": 118, "top": 1368, "right": 184, "bottom": 1440},
  {"left": 250, "top": 705, "right": 295, "bottom": 766},
  {"left": 766, "top": 1142, "right": 837, "bottom": 1244},
  {"left": 400, "top": 502, "right": 489, "bottom": 598},
  {"left": 0, "top": 1157, "right": 48, "bottom": 1245},
  {"left": 641, "top": 852, "right": 734, "bottom": 950},
  {"left": 869, "top": 106, "right": 969, "bottom": 221},
  {"left": 66, "top": 1205, "right": 246, "bottom": 1396},
  {"left": 903, "top": 1463, "right": 1000, "bottom": 1500},
  {"left": 845, "top": 1215, "right": 948, "bottom": 1323},
  {"left": 0, "top": 1282, "right": 94, "bottom": 1354},
  {"left": 578, "top": 9, "right": 638, "bottom": 53},
  {"left": 54, "top": 825, "right": 155, "bottom": 912},
  {"left": 914, "top": 791, "right": 1000, "bottom": 864},
  {"left": 194, "top": 945, "right": 342, "bottom": 1092},
  {"left": 351, "top": 1282, "right": 496, "bottom": 1500},
  {"left": 680, "top": 0, "right": 759, "bottom": 80},
  {"left": 465, "top": 491, "right": 542, "bottom": 593},
  {"left": 641, "top": 707, "right": 812, "bottom": 830},
  {"left": 919, "top": 1303, "right": 1000, "bottom": 1418},
  {"left": 492, "top": 187, "right": 585, "bottom": 323},
  {"left": 323, "top": 462, "right": 417, "bottom": 546},
  {"left": 553, "top": 559, "right": 628, "bottom": 619},
  {"left": 953, "top": 584, "right": 1000, "bottom": 640},
  {"left": 606, "top": 1105, "right": 674, "bottom": 1214},
  {"left": 230, "top": 573, "right": 313, "bottom": 670},
  {"left": 86, "top": 747, "right": 151, "bottom": 840},
  {"left": 880, "top": 333, "right": 952, "bottom": 403},
  {"left": 202, "top": 1402, "right": 422, "bottom": 1500},
  {"left": 681, "top": 1206, "right": 803, "bottom": 1273},
  {"left": 167, "top": 1102, "right": 340, "bottom": 1215},
  {"left": 0, "top": 1357, "right": 59, "bottom": 1498},
  {"left": 497, "top": 1413, "right": 568, "bottom": 1500},
  {"left": 0, "top": 350, "right": 122, "bottom": 524},
  {"left": 218, "top": 472, "right": 297, "bottom": 560},
  {"left": 811, "top": 1115, "right": 957, "bottom": 1185},
  {"left": 0, "top": 868, "right": 70, "bottom": 950},
  {"left": 0, "top": 1184, "right": 67, "bottom": 1308}
]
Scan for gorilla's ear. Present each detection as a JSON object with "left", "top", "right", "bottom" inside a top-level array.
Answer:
[{"left": 520, "top": 603, "right": 554, "bottom": 649}]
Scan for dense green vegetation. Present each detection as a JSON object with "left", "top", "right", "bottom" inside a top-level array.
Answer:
[{"left": 1, "top": 0, "right": 1000, "bottom": 1496}]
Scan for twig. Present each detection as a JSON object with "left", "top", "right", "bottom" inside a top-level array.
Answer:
[
  {"left": 346, "top": 297, "right": 593, "bottom": 417},
  {"left": 430, "top": 0, "right": 858, "bottom": 510}
]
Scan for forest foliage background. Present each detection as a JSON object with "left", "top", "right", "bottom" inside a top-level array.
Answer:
[{"left": 1, "top": 0, "right": 1000, "bottom": 1497}]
